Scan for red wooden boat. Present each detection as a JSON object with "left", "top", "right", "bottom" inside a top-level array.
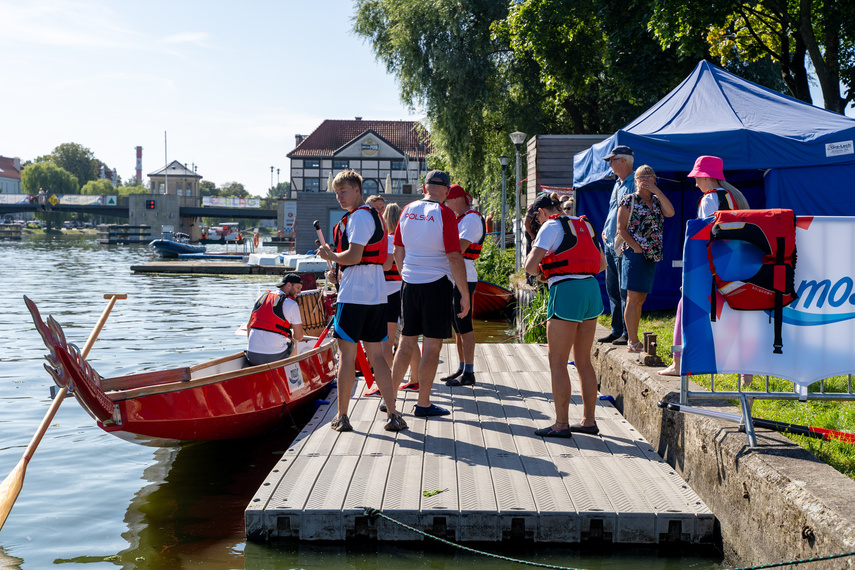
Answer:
[
  {"left": 24, "top": 296, "right": 338, "bottom": 446},
  {"left": 471, "top": 280, "right": 513, "bottom": 320}
]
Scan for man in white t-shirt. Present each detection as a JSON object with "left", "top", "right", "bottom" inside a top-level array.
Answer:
[
  {"left": 318, "top": 170, "right": 407, "bottom": 433},
  {"left": 441, "top": 184, "right": 484, "bottom": 387},
  {"left": 246, "top": 273, "right": 304, "bottom": 365},
  {"left": 391, "top": 170, "right": 470, "bottom": 418}
]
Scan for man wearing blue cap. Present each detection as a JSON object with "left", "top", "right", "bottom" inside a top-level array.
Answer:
[{"left": 599, "top": 145, "right": 635, "bottom": 345}]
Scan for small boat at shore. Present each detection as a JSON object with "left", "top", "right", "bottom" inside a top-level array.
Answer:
[
  {"left": 148, "top": 229, "right": 206, "bottom": 259},
  {"left": 472, "top": 280, "right": 514, "bottom": 320},
  {"left": 24, "top": 295, "right": 338, "bottom": 446}
]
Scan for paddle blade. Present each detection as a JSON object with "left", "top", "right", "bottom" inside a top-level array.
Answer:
[{"left": 0, "top": 457, "right": 27, "bottom": 531}]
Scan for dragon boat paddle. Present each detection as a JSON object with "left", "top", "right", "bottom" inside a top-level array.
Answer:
[{"left": 0, "top": 293, "right": 127, "bottom": 531}]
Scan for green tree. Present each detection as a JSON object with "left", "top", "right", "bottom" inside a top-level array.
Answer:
[
  {"left": 268, "top": 181, "right": 290, "bottom": 199},
  {"left": 649, "top": 0, "right": 855, "bottom": 112},
  {"left": 199, "top": 180, "right": 217, "bottom": 196},
  {"left": 36, "top": 143, "right": 103, "bottom": 186},
  {"left": 219, "top": 181, "right": 249, "bottom": 198},
  {"left": 21, "top": 162, "right": 79, "bottom": 195},
  {"left": 80, "top": 179, "right": 115, "bottom": 195}
]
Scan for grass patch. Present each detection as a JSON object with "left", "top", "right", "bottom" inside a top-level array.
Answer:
[{"left": 596, "top": 310, "right": 855, "bottom": 479}]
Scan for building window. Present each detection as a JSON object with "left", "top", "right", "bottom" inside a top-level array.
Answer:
[
  {"left": 391, "top": 160, "right": 406, "bottom": 170},
  {"left": 363, "top": 179, "right": 379, "bottom": 193},
  {"left": 333, "top": 160, "right": 348, "bottom": 169},
  {"left": 305, "top": 159, "right": 320, "bottom": 169},
  {"left": 304, "top": 178, "right": 320, "bottom": 192}
]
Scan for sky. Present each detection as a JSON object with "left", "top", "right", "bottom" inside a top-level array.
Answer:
[{"left": 3, "top": 0, "right": 419, "bottom": 196}]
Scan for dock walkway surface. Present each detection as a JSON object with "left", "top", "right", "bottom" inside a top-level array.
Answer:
[{"left": 245, "top": 343, "right": 713, "bottom": 544}]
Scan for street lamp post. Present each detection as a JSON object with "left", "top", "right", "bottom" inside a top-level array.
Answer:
[
  {"left": 498, "top": 155, "right": 510, "bottom": 251},
  {"left": 277, "top": 168, "right": 280, "bottom": 188},
  {"left": 270, "top": 166, "right": 274, "bottom": 192},
  {"left": 509, "top": 131, "right": 527, "bottom": 271}
]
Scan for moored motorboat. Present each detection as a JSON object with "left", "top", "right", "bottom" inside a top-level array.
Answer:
[
  {"left": 24, "top": 296, "right": 338, "bottom": 446},
  {"left": 471, "top": 280, "right": 514, "bottom": 319},
  {"left": 148, "top": 229, "right": 206, "bottom": 259}
]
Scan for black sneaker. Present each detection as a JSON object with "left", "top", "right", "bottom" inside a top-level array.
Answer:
[
  {"left": 611, "top": 335, "right": 628, "bottom": 346},
  {"left": 568, "top": 422, "right": 599, "bottom": 435},
  {"left": 384, "top": 412, "right": 408, "bottom": 432},
  {"left": 447, "top": 371, "right": 475, "bottom": 386},
  {"left": 330, "top": 414, "right": 352, "bottom": 432},
  {"left": 597, "top": 333, "right": 619, "bottom": 343},
  {"left": 440, "top": 369, "right": 463, "bottom": 383},
  {"left": 413, "top": 403, "right": 450, "bottom": 417}
]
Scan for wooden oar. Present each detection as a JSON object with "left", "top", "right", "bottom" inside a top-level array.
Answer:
[{"left": 0, "top": 293, "right": 127, "bottom": 531}]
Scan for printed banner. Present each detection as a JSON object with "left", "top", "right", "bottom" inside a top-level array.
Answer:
[
  {"left": 681, "top": 216, "right": 855, "bottom": 386},
  {"left": 0, "top": 194, "right": 34, "bottom": 204},
  {"left": 58, "top": 195, "right": 103, "bottom": 205},
  {"left": 282, "top": 201, "right": 297, "bottom": 232},
  {"left": 202, "top": 196, "right": 261, "bottom": 208}
]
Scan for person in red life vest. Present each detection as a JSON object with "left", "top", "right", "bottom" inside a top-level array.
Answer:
[
  {"left": 390, "top": 170, "right": 470, "bottom": 418},
  {"left": 245, "top": 273, "right": 304, "bottom": 366},
  {"left": 363, "top": 202, "right": 422, "bottom": 398},
  {"left": 524, "top": 192, "right": 606, "bottom": 437},
  {"left": 441, "top": 184, "right": 484, "bottom": 387},
  {"left": 615, "top": 165, "right": 676, "bottom": 353},
  {"left": 317, "top": 170, "right": 407, "bottom": 433}
]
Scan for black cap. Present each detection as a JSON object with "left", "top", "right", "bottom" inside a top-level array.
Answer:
[
  {"left": 603, "top": 145, "right": 633, "bottom": 161},
  {"left": 530, "top": 193, "right": 556, "bottom": 212},
  {"left": 277, "top": 273, "right": 302, "bottom": 287},
  {"left": 424, "top": 170, "right": 450, "bottom": 187}
]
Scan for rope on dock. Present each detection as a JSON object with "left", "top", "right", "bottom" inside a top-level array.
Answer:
[{"left": 361, "top": 507, "right": 855, "bottom": 570}]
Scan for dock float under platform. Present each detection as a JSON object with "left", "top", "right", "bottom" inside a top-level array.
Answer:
[
  {"left": 130, "top": 261, "right": 320, "bottom": 276},
  {"left": 245, "top": 343, "right": 713, "bottom": 544}
]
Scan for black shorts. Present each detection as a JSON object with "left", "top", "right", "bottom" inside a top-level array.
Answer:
[
  {"left": 400, "top": 277, "right": 453, "bottom": 339},
  {"left": 386, "top": 290, "right": 401, "bottom": 323},
  {"left": 451, "top": 281, "right": 477, "bottom": 334},
  {"left": 333, "top": 302, "right": 388, "bottom": 344}
]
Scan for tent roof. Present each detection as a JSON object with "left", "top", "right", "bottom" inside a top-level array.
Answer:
[{"left": 574, "top": 61, "right": 855, "bottom": 187}]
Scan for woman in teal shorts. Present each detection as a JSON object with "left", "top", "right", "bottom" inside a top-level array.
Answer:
[{"left": 524, "top": 192, "right": 606, "bottom": 438}]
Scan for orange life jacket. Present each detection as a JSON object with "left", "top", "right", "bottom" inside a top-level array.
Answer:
[
  {"left": 247, "top": 291, "right": 293, "bottom": 337},
  {"left": 707, "top": 208, "right": 798, "bottom": 354},
  {"left": 458, "top": 210, "right": 486, "bottom": 260},
  {"left": 539, "top": 216, "right": 601, "bottom": 279},
  {"left": 333, "top": 205, "right": 388, "bottom": 271}
]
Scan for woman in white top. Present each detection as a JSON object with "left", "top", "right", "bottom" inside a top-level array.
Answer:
[{"left": 524, "top": 192, "right": 606, "bottom": 438}]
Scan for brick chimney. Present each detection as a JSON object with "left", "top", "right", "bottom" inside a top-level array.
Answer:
[{"left": 13, "top": 157, "right": 20, "bottom": 171}]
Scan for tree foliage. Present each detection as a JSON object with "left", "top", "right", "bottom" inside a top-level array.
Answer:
[
  {"left": 36, "top": 143, "right": 104, "bottom": 187},
  {"left": 21, "top": 162, "right": 79, "bottom": 195},
  {"left": 649, "top": 0, "right": 855, "bottom": 112},
  {"left": 80, "top": 179, "right": 115, "bottom": 195},
  {"left": 268, "top": 181, "right": 290, "bottom": 199}
]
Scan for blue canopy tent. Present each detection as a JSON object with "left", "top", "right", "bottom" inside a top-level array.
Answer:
[{"left": 573, "top": 60, "right": 855, "bottom": 310}]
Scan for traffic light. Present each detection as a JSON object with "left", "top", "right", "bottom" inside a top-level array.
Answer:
[{"left": 145, "top": 199, "right": 156, "bottom": 210}]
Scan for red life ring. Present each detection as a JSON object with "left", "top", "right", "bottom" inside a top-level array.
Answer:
[
  {"left": 253, "top": 234, "right": 260, "bottom": 248},
  {"left": 277, "top": 230, "right": 284, "bottom": 239}
]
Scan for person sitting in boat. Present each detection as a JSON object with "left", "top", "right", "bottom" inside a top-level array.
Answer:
[{"left": 245, "top": 273, "right": 304, "bottom": 366}]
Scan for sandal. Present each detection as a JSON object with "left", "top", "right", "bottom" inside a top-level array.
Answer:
[{"left": 627, "top": 341, "right": 644, "bottom": 353}]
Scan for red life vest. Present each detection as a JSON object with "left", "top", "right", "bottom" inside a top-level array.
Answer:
[
  {"left": 333, "top": 205, "right": 388, "bottom": 271},
  {"left": 247, "top": 291, "right": 293, "bottom": 338},
  {"left": 539, "top": 215, "right": 601, "bottom": 279},
  {"left": 458, "top": 210, "right": 486, "bottom": 260},
  {"left": 384, "top": 258, "right": 402, "bottom": 281},
  {"left": 707, "top": 208, "right": 798, "bottom": 354}
]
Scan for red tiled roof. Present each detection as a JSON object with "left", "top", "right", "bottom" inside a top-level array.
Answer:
[
  {"left": 288, "top": 119, "right": 433, "bottom": 158},
  {"left": 0, "top": 156, "right": 21, "bottom": 180}
]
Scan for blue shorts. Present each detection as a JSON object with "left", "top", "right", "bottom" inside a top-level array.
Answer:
[
  {"left": 547, "top": 277, "right": 603, "bottom": 322},
  {"left": 620, "top": 250, "right": 657, "bottom": 294}
]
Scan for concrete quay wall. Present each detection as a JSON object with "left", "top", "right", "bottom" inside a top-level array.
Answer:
[{"left": 591, "top": 325, "right": 855, "bottom": 569}]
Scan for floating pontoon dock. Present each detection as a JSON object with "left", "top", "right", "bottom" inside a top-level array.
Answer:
[{"left": 246, "top": 343, "right": 713, "bottom": 544}]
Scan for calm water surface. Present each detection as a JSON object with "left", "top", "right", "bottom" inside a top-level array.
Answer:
[{"left": 0, "top": 233, "right": 723, "bottom": 569}]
